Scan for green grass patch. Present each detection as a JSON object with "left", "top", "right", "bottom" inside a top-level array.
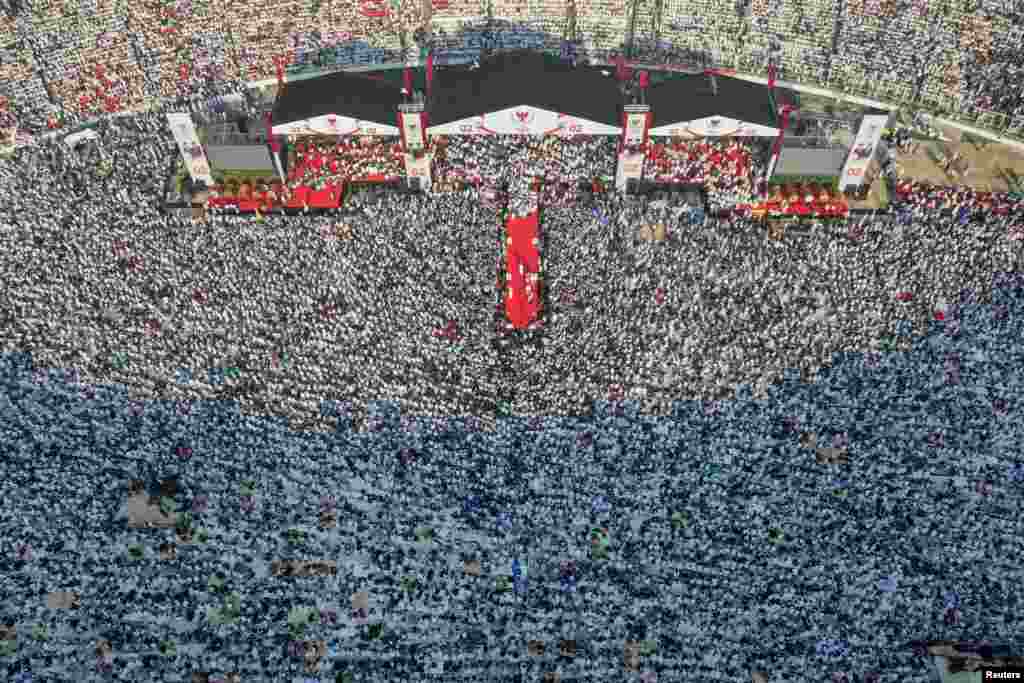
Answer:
[
  {"left": 768, "top": 175, "right": 840, "bottom": 192},
  {"left": 212, "top": 168, "right": 276, "bottom": 180}
]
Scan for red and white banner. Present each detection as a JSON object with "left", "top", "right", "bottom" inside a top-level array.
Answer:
[
  {"left": 399, "top": 111, "right": 427, "bottom": 152},
  {"left": 166, "top": 112, "right": 215, "bottom": 186},
  {"left": 622, "top": 111, "right": 650, "bottom": 147},
  {"left": 272, "top": 114, "right": 399, "bottom": 136},
  {"left": 616, "top": 150, "right": 644, "bottom": 191},
  {"left": 404, "top": 152, "right": 432, "bottom": 190},
  {"left": 838, "top": 114, "right": 888, "bottom": 190},
  {"left": 649, "top": 115, "right": 779, "bottom": 138},
  {"left": 428, "top": 106, "right": 620, "bottom": 136}
]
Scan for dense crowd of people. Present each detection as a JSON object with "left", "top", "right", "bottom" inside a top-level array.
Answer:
[
  {"left": 432, "top": 135, "right": 617, "bottom": 196},
  {"left": 643, "top": 137, "right": 766, "bottom": 212},
  {"left": 3, "top": 193, "right": 1024, "bottom": 680},
  {"left": 4, "top": 0, "right": 1024, "bottom": 142},
  {"left": 4, "top": 13, "right": 1024, "bottom": 677},
  {"left": 288, "top": 137, "right": 406, "bottom": 186}
]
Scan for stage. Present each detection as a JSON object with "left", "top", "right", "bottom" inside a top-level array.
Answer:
[{"left": 199, "top": 182, "right": 345, "bottom": 213}]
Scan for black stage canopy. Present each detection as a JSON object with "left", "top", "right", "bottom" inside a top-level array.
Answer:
[
  {"left": 271, "top": 70, "right": 405, "bottom": 126},
  {"left": 427, "top": 51, "right": 624, "bottom": 126},
  {"left": 645, "top": 72, "right": 778, "bottom": 131}
]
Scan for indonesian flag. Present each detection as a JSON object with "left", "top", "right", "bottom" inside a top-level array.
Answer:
[{"left": 425, "top": 52, "right": 434, "bottom": 94}]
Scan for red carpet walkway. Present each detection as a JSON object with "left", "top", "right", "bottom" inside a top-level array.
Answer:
[{"left": 504, "top": 210, "right": 542, "bottom": 329}]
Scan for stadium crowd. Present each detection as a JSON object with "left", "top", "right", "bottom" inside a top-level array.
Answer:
[
  {"left": 3, "top": 108, "right": 1024, "bottom": 677},
  {"left": 3, "top": 6, "right": 1024, "bottom": 680}
]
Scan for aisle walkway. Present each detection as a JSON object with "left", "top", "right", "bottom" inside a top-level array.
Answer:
[{"left": 504, "top": 210, "right": 542, "bottom": 329}]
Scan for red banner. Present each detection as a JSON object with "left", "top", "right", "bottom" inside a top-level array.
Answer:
[{"left": 426, "top": 53, "right": 435, "bottom": 95}]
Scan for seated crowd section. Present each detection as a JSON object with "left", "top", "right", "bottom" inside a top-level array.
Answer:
[
  {"left": 643, "top": 137, "right": 764, "bottom": 212},
  {"left": 2, "top": 0, "right": 1023, "bottom": 139},
  {"left": 286, "top": 135, "right": 406, "bottom": 185}
]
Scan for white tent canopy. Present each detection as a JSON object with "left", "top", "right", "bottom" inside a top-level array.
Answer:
[
  {"left": 428, "top": 105, "right": 621, "bottom": 136},
  {"left": 648, "top": 115, "right": 779, "bottom": 138},
  {"left": 271, "top": 114, "right": 399, "bottom": 136}
]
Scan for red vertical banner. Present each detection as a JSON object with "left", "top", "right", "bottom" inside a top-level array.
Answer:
[
  {"left": 638, "top": 70, "right": 649, "bottom": 90},
  {"left": 644, "top": 111, "right": 652, "bottom": 147},
  {"left": 771, "top": 105, "right": 792, "bottom": 159},
  {"left": 397, "top": 110, "right": 407, "bottom": 151},
  {"left": 426, "top": 52, "right": 434, "bottom": 97},
  {"left": 403, "top": 67, "right": 413, "bottom": 95},
  {"left": 768, "top": 63, "right": 776, "bottom": 91},
  {"left": 619, "top": 111, "right": 628, "bottom": 154}
]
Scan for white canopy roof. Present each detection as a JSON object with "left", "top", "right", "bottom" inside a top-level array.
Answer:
[
  {"left": 428, "top": 105, "right": 621, "bottom": 136},
  {"left": 271, "top": 114, "right": 399, "bottom": 136}
]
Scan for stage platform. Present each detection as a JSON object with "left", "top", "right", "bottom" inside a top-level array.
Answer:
[{"left": 198, "top": 182, "right": 345, "bottom": 213}]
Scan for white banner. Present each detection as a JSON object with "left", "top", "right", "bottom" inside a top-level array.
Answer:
[
  {"left": 272, "top": 114, "right": 400, "bottom": 136},
  {"left": 405, "top": 152, "right": 432, "bottom": 190},
  {"left": 428, "top": 115, "right": 490, "bottom": 136},
  {"left": 838, "top": 114, "right": 888, "bottom": 190},
  {"left": 400, "top": 112, "right": 425, "bottom": 152},
  {"left": 624, "top": 112, "right": 648, "bottom": 146},
  {"left": 555, "top": 113, "right": 621, "bottom": 136},
  {"left": 429, "top": 107, "right": 621, "bottom": 136},
  {"left": 648, "top": 116, "right": 779, "bottom": 138},
  {"left": 616, "top": 150, "right": 644, "bottom": 191},
  {"left": 166, "top": 112, "right": 215, "bottom": 186},
  {"left": 481, "top": 106, "right": 560, "bottom": 136}
]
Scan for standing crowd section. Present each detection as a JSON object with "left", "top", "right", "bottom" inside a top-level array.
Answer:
[{"left": 4, "top": 37, "right": 1024, "bottom": 676}]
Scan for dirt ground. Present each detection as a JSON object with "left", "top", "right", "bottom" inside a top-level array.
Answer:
[
  {"left": 893, "top": 121, "right": 1024, "bottom": 192},
  {"left": 847, "top": 176, "right": 890, "bottom": 211}
]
